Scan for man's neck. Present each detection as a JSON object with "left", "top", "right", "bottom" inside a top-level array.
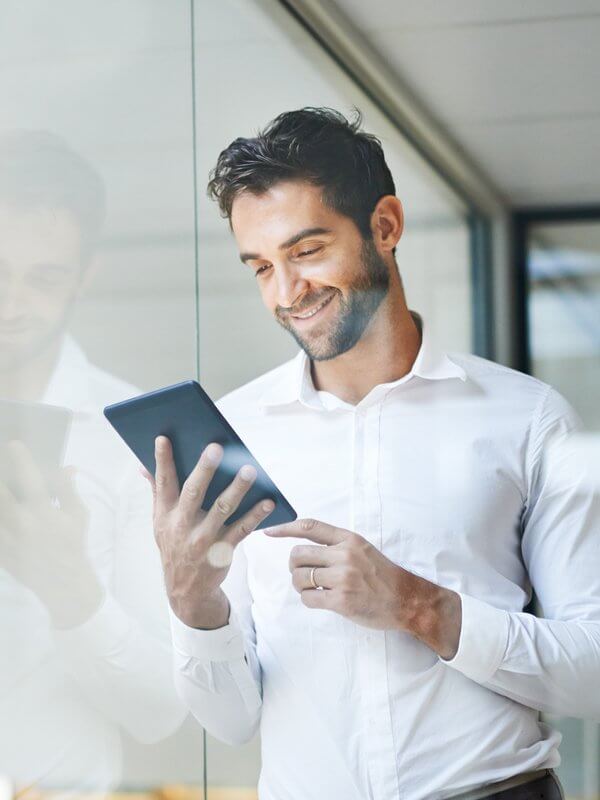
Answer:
[
  {"left": 0, "top": 337, "right": 64, "bottom": 402},
  {"left": 310, "top": 294, "right": 422, "bottom": 406}
]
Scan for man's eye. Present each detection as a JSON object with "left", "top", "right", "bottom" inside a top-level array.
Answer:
[
  {"left": 297, "top": 247, "right": 320, "bottom": 257},
  {"left": 255, "top": 264, "right": 271, "bottom": 277}
]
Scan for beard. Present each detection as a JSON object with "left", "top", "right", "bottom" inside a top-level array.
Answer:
[{"left": 275, "top": 238, "right": 390, "bottom": 361}]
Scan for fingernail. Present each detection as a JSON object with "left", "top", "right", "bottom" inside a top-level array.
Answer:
[
  {"left": 262, "top": 500, "right": 274, "bottom": 512},
  {"left": 205, "top": 444, "right": 221, "bottom": 464},
  {"left": 241, "top": 464, "right": 256, "bottom": 480}
]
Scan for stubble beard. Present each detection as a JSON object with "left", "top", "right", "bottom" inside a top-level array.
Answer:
[{"left": 275, "top": 238, "right": 391, "bottom": 362}]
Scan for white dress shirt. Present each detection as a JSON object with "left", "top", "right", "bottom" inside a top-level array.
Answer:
[
  {"left": 1, "top": 335, "right": 185, "bottom": 791},
  {"left": 170, "top": 311, "right": 600, "bottom": 800}
]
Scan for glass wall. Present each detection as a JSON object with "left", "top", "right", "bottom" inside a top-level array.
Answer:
[
  {"left": 1, "top": 2, "right": 478, "bottom": 799},
  {"left": 526, "top": 217, "right": 600, "bottom": 800},
  {"left": 0, "top": 0, "right": 206, "bottom": 796}
]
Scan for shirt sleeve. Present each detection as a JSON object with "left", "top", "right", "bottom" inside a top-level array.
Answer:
[
  {"left": 53, "top": 464, "right": 187, "bottom": 743},
  {"left": 170, "top": 538, "right": 263, "bottom": 746},
  {"left": 442, "top": 386, "right": 600, "bottom": 720}
]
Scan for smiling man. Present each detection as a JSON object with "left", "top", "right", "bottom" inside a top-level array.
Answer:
[{"left": 149, "top": 108, "right": 600, "bottom": 800}]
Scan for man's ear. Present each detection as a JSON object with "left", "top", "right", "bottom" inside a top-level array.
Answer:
[{"left": 371, "top": 195, "right": 404, "bottom": 253}]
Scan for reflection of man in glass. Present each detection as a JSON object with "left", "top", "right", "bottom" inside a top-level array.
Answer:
[
  {"left": 148, "top": 109, "right": 599, "bottom": 800},
  {"left": 0, "top": 131, "right": 184, "bottom": 793}
]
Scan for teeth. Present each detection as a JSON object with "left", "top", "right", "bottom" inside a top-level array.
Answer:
[{"left": 294, "top": 294, "right": 333, "bottom": 319}]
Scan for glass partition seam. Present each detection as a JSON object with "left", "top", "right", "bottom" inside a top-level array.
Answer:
[{"left": 190, "top": 0, "right": 207, "bottom": 793}]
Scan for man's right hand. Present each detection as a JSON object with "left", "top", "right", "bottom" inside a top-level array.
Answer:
[{"left": 140, "top": 435, "right": 274, "bottom": 629}]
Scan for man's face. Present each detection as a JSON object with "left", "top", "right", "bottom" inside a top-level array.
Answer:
[
  {"left": 231, "top": 181, "right": 390, "bottom": 361},
  {"left": 0, "top": 203, "right": 85, "bottom": 371}
]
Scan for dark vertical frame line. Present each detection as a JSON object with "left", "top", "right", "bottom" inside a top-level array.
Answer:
[
  {"left": 511, "top": 204, "right": 600, "bottom": 375},
  {"left": 189, "top": 1, "right": 207, "bottom": 798}
]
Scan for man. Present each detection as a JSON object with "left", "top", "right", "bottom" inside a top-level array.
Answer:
[
  {"left": 144, "top": 108, "right": 600, "bottom": 800},
  {"left": 0, "top": 130, "right": 185, "bottom": 792}
]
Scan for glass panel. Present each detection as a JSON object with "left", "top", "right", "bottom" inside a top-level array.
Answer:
[
  {"left": 193, "top": 1, "right": 472, "bottom": 795},
  {"left": 0, "top": 1, "right": 205, "bottom": 797},
  {"left": 527, "top": 218, "right": 600, "bottom": 799}
]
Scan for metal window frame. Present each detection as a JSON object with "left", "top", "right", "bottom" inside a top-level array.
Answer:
[{"left": 512, "top": 204, "right": 600, "bottom": 375}]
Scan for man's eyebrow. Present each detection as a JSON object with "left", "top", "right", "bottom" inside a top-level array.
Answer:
[{"left": 239, "top": 227, "right": 332, "bottom": 264}]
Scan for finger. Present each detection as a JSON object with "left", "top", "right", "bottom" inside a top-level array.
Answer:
[
  {"left": 265, "top": 518, "right": 347, "bottom": 546},
  {"left": 292, "top": 565, "right": 336, "bottom": 592},
  {"left": 178, "top": 443, "right": 223, "bottom": 520},
  {"left": 2, "top": 439, "right": 49, "bottom": 503},
  {"left": 154, "top": 435, "right": 180, "bottom": 512},
  {"left": 202, "top": 463, "right": 259, "bottom": 537},
  {"left": 224, "top": 498, "right": 275, "bottom": 548},
  {"left": 301, "top": 587, "right": 334, "bottom": 610},
  {"left": 53, "top": 467, "right": 88, "bottom": 528},
  {"left": 139, "top": 465, "right": 157, "bottom": 503},
  {"left": 0, "top": 479, "right": 24, "bottom": 531},
  {"left": 289, "top": 544, "right": 335, "bottom": 570}
]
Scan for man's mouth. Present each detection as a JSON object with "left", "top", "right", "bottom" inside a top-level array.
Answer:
[{"left": 291, "top": 292, "right": 336, "bottom": 321}]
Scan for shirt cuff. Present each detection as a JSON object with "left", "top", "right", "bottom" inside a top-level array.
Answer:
[
  {"left": 440, "top": 592, "right": 510, "bottom": 684},
  {"left": 52, "top": 591, "right": 132, "bottom": 655},
  {"left": 169, "top": 604, "right": 245, "bottom": 663}
]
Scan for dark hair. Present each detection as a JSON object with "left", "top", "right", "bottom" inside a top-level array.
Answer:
[
  {"left": 207, "top": 107, "right": 396, "bottom": 241},
  {"left": 0, "top": 129, "right": 106, "bottom": 263}
]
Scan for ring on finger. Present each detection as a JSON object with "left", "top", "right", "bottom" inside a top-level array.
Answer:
[{"left": 309, "top": 566, "right": 323, "bottom": 590}]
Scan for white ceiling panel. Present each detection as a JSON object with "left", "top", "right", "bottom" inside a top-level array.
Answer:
[{"left": 336, "top": 0, "right": 600, "bottom": 205}]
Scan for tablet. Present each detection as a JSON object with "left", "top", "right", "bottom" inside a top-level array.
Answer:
[
  {"left": 103, "top": 380, "right": 297, "bottom": 529},
  {"left": 0, "top": 399, "right": 72, "bottom": 499}
]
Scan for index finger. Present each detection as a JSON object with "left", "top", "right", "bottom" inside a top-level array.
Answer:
[
  {"left": 154, "top": 435, "right": 179, "bottom": 512},
  {"left": 264, "top": 518, "right": 347, "bottom": 546}
]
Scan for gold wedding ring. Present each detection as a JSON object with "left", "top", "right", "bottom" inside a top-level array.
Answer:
[{"left": 310, "top": 566, "right": 321, "bottom": 590}]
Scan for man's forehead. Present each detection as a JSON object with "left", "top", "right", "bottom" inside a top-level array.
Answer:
[
  {"left": 231, "top": 183, "right": 338, "bottom": 250},
  {"left": 0, "top": 204, "right": 82, "bottom": 264}
]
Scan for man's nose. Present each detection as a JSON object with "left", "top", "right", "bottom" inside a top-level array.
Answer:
[
  {"left": 274, "top": 264, "right": 309, "bottom": 311},
  {"left": 0, "top": 277, "right": 28, "bottom": 321}
]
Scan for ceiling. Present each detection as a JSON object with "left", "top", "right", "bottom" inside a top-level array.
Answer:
[{"left": 334, "top": 0, "right": 600, "bottom": 208}]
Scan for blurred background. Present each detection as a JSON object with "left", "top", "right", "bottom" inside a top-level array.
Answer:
[{"left": 0, "top": 1, "right": 598, "bottom": 798}]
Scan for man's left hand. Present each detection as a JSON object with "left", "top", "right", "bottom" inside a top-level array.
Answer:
[{"left": 265, "top": 518, "right": 461, "bottom": 658}]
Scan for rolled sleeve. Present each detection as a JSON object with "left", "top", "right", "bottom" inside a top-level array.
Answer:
[
  {"left": 441, "top": 592, "right": 510, "bottom": 684},
  {"left": 169, "top": 604, "right": 246, "bottom": 663}
]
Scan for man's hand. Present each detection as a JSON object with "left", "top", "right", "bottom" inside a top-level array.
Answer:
[
  {"left": 140, "top": 435, "right": 274, "bottom": 630},
  {"left": 0, "top": 439, "right": 103, "bottom": 629},
  {"left": 265, "top": 518, "right": 462, "bottom": 659}
]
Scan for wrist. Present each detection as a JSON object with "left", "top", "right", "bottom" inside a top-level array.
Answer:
[
  {"left": 396, "top": 569, "right": 461, "bottom": 660},
  {"left": 171, "top": 589, "right": 230, "bottom": 630}
]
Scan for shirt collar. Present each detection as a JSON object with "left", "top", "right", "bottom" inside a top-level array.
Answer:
[
  {"left": 259, "top": 310, "right": 466, "bottom": 411},
  {"left": 42, "top": 333, "right": 93, "bottom": 411}
]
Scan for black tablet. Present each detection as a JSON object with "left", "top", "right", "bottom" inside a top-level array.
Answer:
[{"left": 103, "top": 380, "right": 296, "bottom": 529}]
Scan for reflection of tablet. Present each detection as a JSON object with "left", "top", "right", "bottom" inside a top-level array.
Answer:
[
  {"left": 103, "top": 380, "right": 297, "bottom": 529},
  {"left": 0, "top": 399, "right": 72, "bottom": 497}
]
